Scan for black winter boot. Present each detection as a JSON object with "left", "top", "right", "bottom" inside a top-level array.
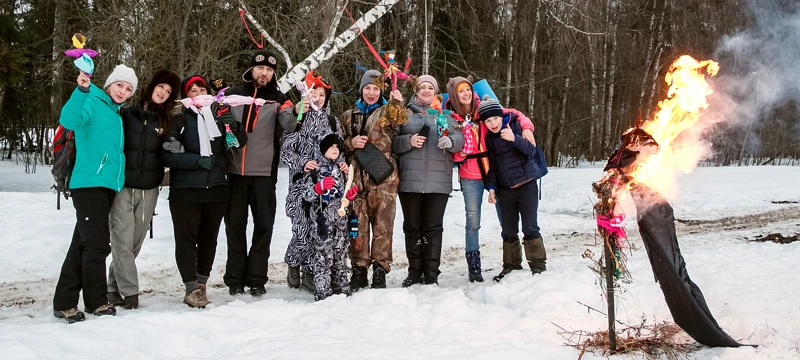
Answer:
[
  {"left": 250, "top": 285, "right": 267, "bottom": 296},
  {"left": 228, "top": 284, "right": 246, "bottom": 296},
  {"left": 287, "top": 265, "right": 301, "bottom": 289},
  {"left": 108, "top": 292, "right": 124, "bottom": 307},
  {"left": 422, "top": 235, "right": 443, "bottom": 285},
  {"left": 371, "top": 263, "right": 387, "bottom": 289},
  {"left": 402, "top": 237, "right": 424, "bottom": 287},
  {"left": 493, "top": 238, "right": 523, "bottom": 282},
  {"left": 350, "top": 265, "right": 369, "bottom": 291},
  {"left": 465, "top": 250, "right": 484, "bottom": 283},
  {"left": 523, "top": 237, "right": 547, "bottom": 275},
  {"left": 300, "top": 269, "right": 315, "bottom": 294},
  {"left": 123, "top": 295, "right": 139, "bottom": 309}
]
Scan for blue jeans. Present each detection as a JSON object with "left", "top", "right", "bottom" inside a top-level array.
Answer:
[{"left": 460, "top": 179, "right": 485, "bottom": 253}]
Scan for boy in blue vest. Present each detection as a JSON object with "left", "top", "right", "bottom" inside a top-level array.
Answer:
[{"left": 477, "top": 97, "right": 547, "bottom": 281}]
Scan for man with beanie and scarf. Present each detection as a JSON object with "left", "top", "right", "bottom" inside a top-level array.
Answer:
[
  {"left": 341, "top": 69, "right": 403, "bottom": 291},
  {"left": 53, "top": 65, "right": 138, "bottom": 323},
  {"left": 223, "top": 49, "right": 297, "bottom": 297}
]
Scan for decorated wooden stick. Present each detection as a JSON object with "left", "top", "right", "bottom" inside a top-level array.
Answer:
[
  {"left": 337, "top": 164, "right": 355, "bottom": 217},
  {"left": 64, "top": 33, "right": 97, "bottom": 77}
]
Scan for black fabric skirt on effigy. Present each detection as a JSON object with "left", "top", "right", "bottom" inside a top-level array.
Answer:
[{"left": 629, "top": 184, "right": 755, "bottom": 348}]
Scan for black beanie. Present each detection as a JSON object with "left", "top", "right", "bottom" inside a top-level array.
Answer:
[
  {"left": 319, "top": 134, "right": 342, "bottom": 155},
  {"left": 477, "top": 95, "right": 504, "bottom": 121},
  {"left": 242, "top": 50, "right": 279, "bottom": 82}
]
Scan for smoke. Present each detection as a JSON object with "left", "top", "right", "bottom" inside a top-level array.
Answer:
[{"left": 711, "top": 0, "right": 800, "bottom": 135}]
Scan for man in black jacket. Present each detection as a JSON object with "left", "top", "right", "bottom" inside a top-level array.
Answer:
[{"left": 223, "top": 50, "right": 297, "bottom": 296}]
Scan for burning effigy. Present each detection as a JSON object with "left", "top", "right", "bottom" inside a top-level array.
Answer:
[{"left": 593, "top": 56, "right": 748, "bottom": 348}]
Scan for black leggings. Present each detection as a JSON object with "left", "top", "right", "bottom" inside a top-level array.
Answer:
[{"left": 169, "top": 201, "right": 226, "bottom": 283}]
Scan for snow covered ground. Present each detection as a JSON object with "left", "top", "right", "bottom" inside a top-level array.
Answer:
[{"left": 1, "top": 160, "right": 799, "bottom": 359}]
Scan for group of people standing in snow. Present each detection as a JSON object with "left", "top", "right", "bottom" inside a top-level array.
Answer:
[{"left": 50, "top": 49, "right": 548, "bottom": 324}]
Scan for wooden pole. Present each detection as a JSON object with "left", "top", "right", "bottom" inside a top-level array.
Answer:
[{"left": 605, "top": 237, "right": 617, "bottom": 352}]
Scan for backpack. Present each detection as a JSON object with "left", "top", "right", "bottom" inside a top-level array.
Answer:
[{"left": 51, "top": 125, "right": 76, "bottom": 209}]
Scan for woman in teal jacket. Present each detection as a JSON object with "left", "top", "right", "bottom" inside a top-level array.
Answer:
[{"left": 53, "top": 65, "right": 137, "bottom": 323}]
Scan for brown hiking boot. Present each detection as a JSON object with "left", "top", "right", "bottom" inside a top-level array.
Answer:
[
  {"left": 53, "top": 308, "right": 85, "bottom": 323},
  {"left": 184, "top": 288, "right": 210, "bottom": 308},
  {"left": 198, "top": 284, "right": 207, "bottom": 297},
  {"left": 90, "top": 304, "right": 117, "bottom": 316}
]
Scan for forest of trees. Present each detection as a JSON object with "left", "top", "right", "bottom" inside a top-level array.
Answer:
[{"left": 1, "top": 0, "right": 798, "bottom": 169}]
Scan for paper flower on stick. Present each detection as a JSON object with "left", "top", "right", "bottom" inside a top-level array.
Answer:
[{"left": 64, "top": 33, "right": 98, "bottom": 76}]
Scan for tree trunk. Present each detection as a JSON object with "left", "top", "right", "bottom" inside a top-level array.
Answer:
[
  {"left": 527, "top": 0, "right": 541, "bottom": 116},
  {"left": 49, "top": 0, "right": 65, "bottom": 163},
  {"left": 603, "top": 0, "right": 618, "bottom": 154},
  {"left": 504, "top": 0, "right": 517, "bottom": 106},
  {"left": 422, "top": 0, "right": 430, "bottom": 74},
  {"left": 637, "top": 0, "right": 659, "bottom": 111},
  {"left": 405, "top": 1, "right": 418, "bottom": 63},
  {"left": 589, "top": 40, "right": 599, "bottom": 161},
  {"left": 645, "top": 0, "right": 669, "bottom": 116},
  {"left": 552, "top": 56, "right": 573, "bottom": 166},
  {"left": 178, "top": 0, "right": 193, "bottom": 76},
  {"left": 325, "top": 0, "right": 348, "bottom": 45}
]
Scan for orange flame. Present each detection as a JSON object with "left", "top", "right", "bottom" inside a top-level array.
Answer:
[{"left": 628, "top": 55, "right": 719, "bottom": 193}]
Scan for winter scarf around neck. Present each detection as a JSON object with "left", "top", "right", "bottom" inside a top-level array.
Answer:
[
  {"left": 355, "top": 97, "right": 387, "bottom": 115},
  {"left": 188, "top": 105, "right": 222, "bottom": 156}
]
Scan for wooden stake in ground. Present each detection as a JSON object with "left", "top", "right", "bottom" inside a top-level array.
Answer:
[{"left": 604, "top": 239, "right": 617, "bottom": 352}]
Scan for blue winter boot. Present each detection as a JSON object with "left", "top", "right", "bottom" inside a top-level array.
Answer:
[{"left": 466, "top": 250, "right": 484, "bottom": 282}]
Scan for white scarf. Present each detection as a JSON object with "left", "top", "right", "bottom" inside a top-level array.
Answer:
[{"left": 189, "top": 105, "right": 222, "bottom": 156}]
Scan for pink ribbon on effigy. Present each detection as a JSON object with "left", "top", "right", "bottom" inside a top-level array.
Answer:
[{"left": 597, "top": 213, "right": 627, "bottom": 238}]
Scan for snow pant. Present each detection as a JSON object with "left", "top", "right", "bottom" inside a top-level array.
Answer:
[
  {"left": 224, "top": 174, "right": 277, "bottom": 288},
  {"left": 170, "top": 201, "right": 226, "bottom": 289},
  {"left": 107, "top": 187, "right": 159, "bottom": 297},
  {"left": 496, "top": 180, "right": 541, "bottom": 240},
  {"left": 398, "top": 192, "right": 449, "bottom": 281},
  {"left": 310, "top": 207, "right": 350, "bottom": 300},
  {"left": 53, "top": 187, "right": 116, "bottom": 312},
  {"left": 349, "top": 173, "right": 398, "bottom": 272},
  {"left": 284, "top": 177, "right": 312, "bottom": 268}
]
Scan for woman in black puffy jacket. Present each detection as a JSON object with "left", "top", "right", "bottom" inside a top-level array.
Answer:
[
  {"left": 107, "top": 69, "right": 180, "bottom": 310},
  {"left": 163, "top": 74, "right": 246, "bottom": 308}
]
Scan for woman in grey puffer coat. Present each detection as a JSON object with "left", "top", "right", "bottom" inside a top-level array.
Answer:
[{"left": 392, "top": 75, "right": 464, "bottom": 287}]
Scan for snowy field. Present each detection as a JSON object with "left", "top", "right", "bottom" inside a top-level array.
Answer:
[{"left": 1, "top": 160, "right": 799, "bottom": 359}]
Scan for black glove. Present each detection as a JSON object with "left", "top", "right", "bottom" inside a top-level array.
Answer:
[
  {"left": 215, "top": 104, "right": 235, "bottom": 125},
  {"left": 197, "top": 156, "right": 215, "bottom": 171},
  {"left": 218, "top": 112, "right": 235, "bottom": 125},
  {"left": 162, "top": 137, "right": 184, "bottom": 153}
]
